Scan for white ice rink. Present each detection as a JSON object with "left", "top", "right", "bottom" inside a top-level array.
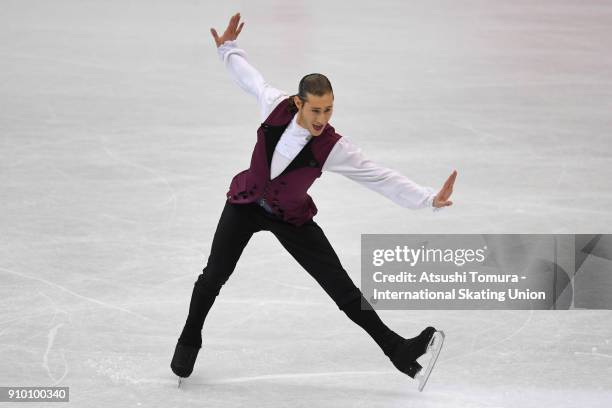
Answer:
[{"left": 1, "top": 0, "right": 611, "bottom": 406}]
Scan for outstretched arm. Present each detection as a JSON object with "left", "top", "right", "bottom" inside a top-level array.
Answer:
[
  {"left": 323, "top": 137, "right": 457, "bottom": 211},
  {"left": 211, "top": 12, "right": 289, "bottom": 120}
]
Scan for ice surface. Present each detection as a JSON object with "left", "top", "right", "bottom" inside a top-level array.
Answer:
[{"left": 1, "top": 0, "right": 611, "bottom": 406}]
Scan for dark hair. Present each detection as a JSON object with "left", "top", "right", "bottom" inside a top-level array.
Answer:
[{"left": 287, "top": 73, "right": 334, "bottom": 113}]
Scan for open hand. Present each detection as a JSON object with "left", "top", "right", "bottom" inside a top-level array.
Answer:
[
  {"left": 211, "top": 12, "right": 245, "bottom": 48},
  {"left": 433, "top": 170, "right": 457, "bottom": 208}
]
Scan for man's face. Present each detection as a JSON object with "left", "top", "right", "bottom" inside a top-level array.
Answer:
[{"left": 295, "top": 92, "right": 334, "bottom": 136}]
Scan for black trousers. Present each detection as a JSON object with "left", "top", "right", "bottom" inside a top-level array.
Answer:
[{"left": 178, "top": 199, "right": 402, "bottom": 358}]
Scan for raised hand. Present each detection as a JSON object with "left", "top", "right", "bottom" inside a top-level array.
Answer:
[
  {"left": 433, "top": 170, "right": 457, "bottom": 208},
  {"left": 211, "top": 12, "right": 245, "bottom": 48}
]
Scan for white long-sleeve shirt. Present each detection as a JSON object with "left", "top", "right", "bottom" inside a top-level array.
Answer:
[{"left": 217, "top": 40, "right": 440, "bottom": 211}]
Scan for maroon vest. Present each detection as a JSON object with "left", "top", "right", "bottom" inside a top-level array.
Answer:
[{"left": 226, "top": 97, "right": 342, "bottom": 226}]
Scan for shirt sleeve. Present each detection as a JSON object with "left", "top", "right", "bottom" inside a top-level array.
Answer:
[
  {"left": 322, "top": 137, "right": 442, "bottom": 211},
  {"left": 217, "top": 40, "right": 290, "bottom": 121}
]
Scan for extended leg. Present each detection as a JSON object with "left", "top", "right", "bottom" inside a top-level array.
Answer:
[
  {"left": 172, "top": 201, "right": 260, "bottom": 380},
  {"left": 178, "top": 201, "right": 258, "bottom": 347},
  {"left": 268, "top": 219, "right": 402, "bottom": 358}
]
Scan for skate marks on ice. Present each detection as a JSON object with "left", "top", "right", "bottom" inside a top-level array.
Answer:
[
  {"left": 0, "top": 290, "right": 71, "bottom": 386},
  {"left": 85, "top": 355, "right": 178, "bottom": 386},
  {"left": 0, "top": 266, "right": 150, "bottom": 320},
  {"left": 42, "top": 323, "right": 69, "bottom": 385},
  {"left": 101, "top": 140, "right": 178, "bottom": 231},
  {"left": 435, "top": 308, "right": 534, "bottom": 367},
  {"left": 195, "top": 369, "right": 391, "bottom": 385},
  {"left": 88, "top": 354, "right": 391, "bottom": 388},
  {"left": 573, "top": 336, "right": 612, "bottom": 360},
  {"left": 574, "top": 350, "right": 612, "bottom": 359},
  {"left": 432, "top": 309, "right": 612, "bottom": 392}
]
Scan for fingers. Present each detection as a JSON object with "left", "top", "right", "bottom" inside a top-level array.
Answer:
[
  {"left": 437, "top": 185, "right": 451, "bottom": 201},
  {"left": 228, "top": 12, "right": 241, "bottom": 32},
  {"left": 443, "top": 170, "right": 457, "bottom": 190},
  {"left": 437, "top": 170, "right": 457, "bottom": 200},
  {"left": 450, "top": 169, "right": 457, "bottom": 184},
  {"left": 210, "top": 28, "right": 219, "bottom": 43},
  {"left": 212, "top": 12, "right": 243, "bottom": 47},
  {"left": 435, "top": 169, "right": 458, "bottom": 205}
]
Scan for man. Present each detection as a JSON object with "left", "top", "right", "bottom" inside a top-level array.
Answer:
[{"left": 171, "top": 12, "right": 456, "bottom": 391}]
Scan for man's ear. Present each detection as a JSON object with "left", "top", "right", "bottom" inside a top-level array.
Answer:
[{"left": 293, "top": 95, "right": 302, "bottom": 110}]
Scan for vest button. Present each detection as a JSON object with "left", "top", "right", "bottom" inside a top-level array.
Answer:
[{"left": 309, "top": 159, "right": 317, "bottom": 167}]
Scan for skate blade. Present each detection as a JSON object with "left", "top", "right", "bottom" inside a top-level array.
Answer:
[
  {"left": 416, "top": 330, "right": 445, "bottom": 392},
  {"left": 178, "top": 377, "right": 182, "bottom": 389}
]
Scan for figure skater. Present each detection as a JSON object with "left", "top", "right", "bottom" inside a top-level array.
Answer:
[{"left": 171, "top": 12, "right": 457, "bottom": 390}]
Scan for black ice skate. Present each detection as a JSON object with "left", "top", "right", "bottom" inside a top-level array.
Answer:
[
  {"left": 390, "top": 326, "right": 445, "bottom": 392},
  {"left": 171, "top": 343, "right": 201, "bottom": 388}
]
